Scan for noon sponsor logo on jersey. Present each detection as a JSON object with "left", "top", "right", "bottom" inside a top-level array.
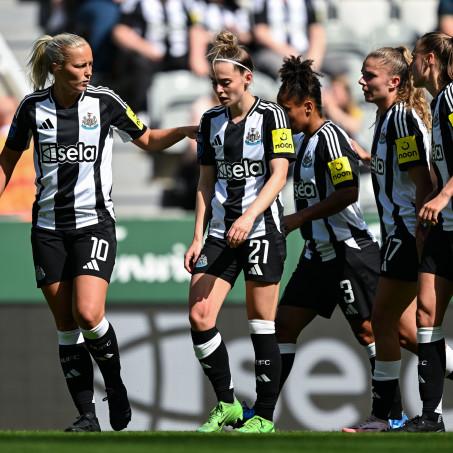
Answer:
[
  {"left": 328, "top": 156, "right": 353, "bottom": 185},
  {"left": 81, "top": 112, "right": 99, "bottom": 130},
  {"left": 371, "top": 155, "right": 384, "bottom": 174},
  {"left": 245, "top": 127, "right": 262, "bottom": 145},
  {"left": 432, "top": 144, "right": 444, "bottom": 161},
  {"left": 294, "top": 180, "right": 317, "bottom": 199},
  {"left": 272, "top": 128, "right": 294, "bottom": 153},
  {"left": 216, "top": 158, "right": 265, "bottom": 180},
  {"left": 448, "top": 112, "right": 453, "bottom": 128},
  {"left": 40, "top": 142, "right": 97, "bottom": 164},
  {"left": 396, "top": 135, "right": 419, "bottom": 164}
]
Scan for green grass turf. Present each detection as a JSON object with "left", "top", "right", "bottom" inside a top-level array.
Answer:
[{"left": 0, "top": 432, "right": 452, "bottom": 453}]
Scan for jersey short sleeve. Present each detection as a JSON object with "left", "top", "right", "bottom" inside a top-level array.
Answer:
[
  {"left": 5, "top": 99, "right": 33, "bottom": 152},
  {"left": 262, "top": 105, "right": 296, "bottom": 161},
  {"left": 108, "top": 92, "right": 147, "bottom": 142},
  {"left": 118, "top": 0, "right": 145, "bottom": 31},
  {"left": 319, "top": 128, "right": 359, "bottom": 190},
  {"left": 305, "top": 0, "right": 318, "bottom": 25},
  {"left": 439, "top": 0, "right": 453, "bottom": 16},
  {"left": 393, "top": 108, "right": 428, "bottom": 171},
  {"left": 197, "top": 113, "right": 215, "bottom": 166}
]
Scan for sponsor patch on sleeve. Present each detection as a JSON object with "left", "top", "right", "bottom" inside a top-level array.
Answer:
[
  {"left": 395, "top": 135, "right": 419, "bottom": 164},
  {"left": 448, "top": 112, "right": 453, "bottom": 128},
  {"left": 271, "top": 128, "right": 294, "bottom": 154},
  {"left": 328, "top": 156, "right": 353, "bottom": 185},
  {"left": 126, "top": 106, "right": 144, "bottom": 130}
]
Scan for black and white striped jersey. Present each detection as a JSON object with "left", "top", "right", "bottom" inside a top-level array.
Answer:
[
  {"left": 119, "top": 0, "right": 200, "bottom": 59},
  {"left": 294, "top": 121, "right": 375, "bottom": 262},
  {"left": 6, "top": 85, "right": 147, "bottom": 230},
  {"left": 431, "top": 82, "right": 453, "bottom": 231},
  {"left": 196, "top": 0, "right": 251, "bottom": 36},
  {"left": 370, "top": 102, "right": 430, "bottom": 241},
  {"left": 197, "top": 97, "right": 295, "bottom": 239},
  {"left": 253, "top": 0, "right": 317, "bottom": 54}
]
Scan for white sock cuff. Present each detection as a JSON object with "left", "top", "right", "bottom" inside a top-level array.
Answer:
[
  {"left": 279, "top": 343, "right": 296, "bottom": 354},
  {"left": 193, "top": 332, "right": 222, "bottom": 360},
  {"left": 435, "top": 399, "right": 443, "bottom": 415},
  {"left": 365, "top": 342, "right": 376, "bottom": 358},
  {"left": 57, "top": 328, "right": 84, "bottom": 346},
  {"left": 373, "top": 360, "right": 401, "bottom": 381},
  {"left": 248, "top": 319, "right": 275, "bottom": 334},
  {"left": 417, "top": 326, "right": 444, "bottom": 344},
  {"left": 445, "top": 344, "right": 453, "bottom": 376},
  {"left": 81, "top": 317, "right": 110, "bottom": 340}
]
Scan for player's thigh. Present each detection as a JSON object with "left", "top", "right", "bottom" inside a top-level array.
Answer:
[
  {"left": 245, "top": 280, "right": 280, "bottom": 321},
  {"left": 73, "top": 275, "right": 109, "bottom": 329},
  {"left": 371, "top": 277, "right": 417, "bottom": 328},
  {"left": 189, "top": 273, "right": 232, "bottom": 330},
  {"left": 275, "top": 305, "right": 318, "bottom": 343},
  {"left": 41, "top": 280, "right": 76, "bottom": 330},
  {"left": 417, "top": 272, "right": 453, "bottom": 328}
]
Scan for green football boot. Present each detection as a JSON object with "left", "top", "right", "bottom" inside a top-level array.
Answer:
[
  {"left": 236, "top": 415, "right": 275, "bottom": 433},
  {"left": 197, "top": 399, "right": 243, "bottom": 432}
]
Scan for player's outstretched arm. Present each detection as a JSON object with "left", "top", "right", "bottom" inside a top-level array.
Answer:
[
  {"left": 0, "top": 145, "right": 22, "bottom": 198},
  {"left": 184, "top": 165, "right": 215, "bottom": 273},
  {"left": 132, "top": 126, "right": 198, "bottom": 153}
]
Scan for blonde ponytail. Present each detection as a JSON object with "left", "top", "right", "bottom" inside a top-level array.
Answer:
[{"left": 27, "top": 33, "right": 88, "bottom": 90}]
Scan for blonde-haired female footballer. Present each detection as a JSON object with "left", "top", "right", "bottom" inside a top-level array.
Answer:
[{"left": 0, "top": 33, "right": 196, "bottom": 432}]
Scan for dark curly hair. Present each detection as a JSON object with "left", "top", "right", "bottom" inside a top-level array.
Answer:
[{"left": 277, "top": 56, "right": 323, "bottom": 114}]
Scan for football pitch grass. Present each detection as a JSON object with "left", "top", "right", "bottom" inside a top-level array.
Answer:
[{"left": 0, "top": 432, "right": 452, "bottom": 453}]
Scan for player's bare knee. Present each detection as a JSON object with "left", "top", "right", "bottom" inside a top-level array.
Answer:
[
  {"left": 416, "top": 305, "right": 435, "bottom": 328},
  {"left": 73, "top": 308, "right": 104, "bottom": 330},
  {"left": 189, "top": 305, "right": 215, "bottom": 331}
]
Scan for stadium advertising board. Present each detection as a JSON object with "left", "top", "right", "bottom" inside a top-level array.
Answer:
[
  {"left": 1, "top": 304, "right": 452, "bottom": 431},
  {"left": 0, "top": 218, "right": 306, "bottom": 303}
]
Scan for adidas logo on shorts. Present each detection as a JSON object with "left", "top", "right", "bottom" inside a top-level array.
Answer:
[
  {"left": 83, "top": 259, "right": 99, "bottom": 271},
  {"left": 248, "top": 264, "right": 263, "bottom": 276}
]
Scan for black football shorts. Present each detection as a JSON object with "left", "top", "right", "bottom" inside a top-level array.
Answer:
[
  {"left": 31, "top": 218, "right": 117, "bottom": 287},
  {"left": 379, "top": 229, "right": 418, "bottom": 282},
  {"left": 419, "top": 225, "right": 453, "bottom": 281},
  {"left": 279, "top": 241, "right": 380, "bottom": 320},
  {"left": 192, "top": 231, "right": 286, "bottom": 285}
]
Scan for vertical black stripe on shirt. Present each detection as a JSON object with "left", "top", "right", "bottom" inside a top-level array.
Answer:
[
  {"left": 93, "top": 105, "right": 110, "bottom": 220},
  {"left": 371, "top": 116, "right": 386, "bottom": 243},
  {"left": 222, "top": 122, "right": 247, "bottom": 236},
  {"left": 385, "top": 118, "right": 406, "bottom": 235},
  {"left": 295, "top": 140, "right": 311, "bottom": 240},
  {"left": 54, "top": 108, "right": 79, "bottom": 229},
  {"left": 30, "top": 107, "right": 42, "bottom": 227},
  {"left": 440, "top": 96, "right": 453, "bottom": 214},
  {"left": 314, "top": 143, "right": 336, "bottom": 243}
]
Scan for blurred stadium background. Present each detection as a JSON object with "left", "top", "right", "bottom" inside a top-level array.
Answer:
[{"left": 0, "top": 0, "right": 452, "bottom": 433}]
